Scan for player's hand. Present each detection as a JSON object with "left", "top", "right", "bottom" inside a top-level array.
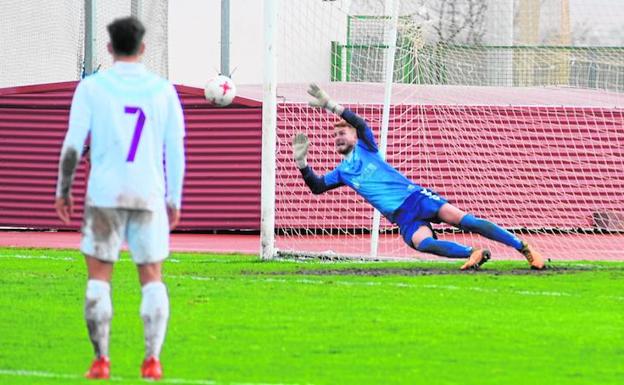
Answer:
[
  {"left": 167, "top": 204, "right": 181, "bottom": 230},
  {"left": 54, "top": 196, "right": 73, "bottom": 224},
  {"left": 307, "top": 83, "right": 331, "bottom": 109},
  {"left": 292, "top": 133, "right": 310, "bottom": 169},
  {"left": 307, "top": 83, "right": 344, "bottom": 115}
]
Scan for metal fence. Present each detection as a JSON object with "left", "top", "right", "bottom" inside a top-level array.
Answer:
[{"left": 331, "top": 43, "right": 624, "bottom": 92}]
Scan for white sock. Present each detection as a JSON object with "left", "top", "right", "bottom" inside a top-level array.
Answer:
[
  {"left": 140, "top": 281, "right": 169, "bottom": 359},
  {"left": 85, "top": 279, "right": 112, "bottom": 358}
]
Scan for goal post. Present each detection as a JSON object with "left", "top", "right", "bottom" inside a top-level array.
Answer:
[
  {"left": 261, "top": 0, "right": 278, "bottom": 260},
  {"left": 261, "top": 0, "right": 624, "bottom": 261},
  {"left": 370, "top": 0, "right": 400, "bottom": 259}
]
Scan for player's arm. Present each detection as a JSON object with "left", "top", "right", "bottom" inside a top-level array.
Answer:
[
  {"left": 292, "top": 133, "right": 344, "bottom": 194},
  {"left": 164, "top": 84, "right": 186, "bottom": 230},
  {"left": 307, "top": 84, "right": 378, "bottom": 152},
  {"left": 55, "top": 81, "right": 91, "bottom": 224}
]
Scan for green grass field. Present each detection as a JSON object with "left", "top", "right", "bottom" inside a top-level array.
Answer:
[{"left": 0, "top": 247, "right": 623, "bottom": 385}]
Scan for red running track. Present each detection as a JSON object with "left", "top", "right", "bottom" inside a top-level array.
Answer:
[
  {"left": 0, "top": 231, "right": 260, "bottom": 255},
  {"left": 1, "top": 231, "right": 622, "bottom": 261}
]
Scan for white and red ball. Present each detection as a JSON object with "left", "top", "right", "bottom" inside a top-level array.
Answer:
[{"left": 204, "top": 75, "right": 236, "bottom": 107}]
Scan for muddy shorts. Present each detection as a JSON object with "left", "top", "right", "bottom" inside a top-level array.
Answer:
[{"left": 80, "top": 205, "right": 169, "bottom": 264}]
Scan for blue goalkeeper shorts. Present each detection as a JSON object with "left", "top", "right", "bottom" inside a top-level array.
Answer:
[{"left": 393, "top": 188, "right": 448, "bottom": 249}]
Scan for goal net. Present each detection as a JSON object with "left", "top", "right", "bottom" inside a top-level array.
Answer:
[
  {"left": 267, "top": 0, "right": 624, "bottom": 261},
  {"left": 0, "top": 0, "right": 168, "bottom": 88}
]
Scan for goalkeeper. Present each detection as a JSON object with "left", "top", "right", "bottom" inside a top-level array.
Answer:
[{"left": 293, "top": 84, "right": 545, "bottom": 270}]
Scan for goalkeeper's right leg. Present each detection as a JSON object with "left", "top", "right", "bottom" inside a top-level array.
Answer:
[
  {"left": 519, "top": 241, "right": 546, "bottom": 270},
  {"left": 461, "top": 248, "right": 491, "bottom": 270},
  {"left": 406, "top": 224, "right": 489, "bottom": 269},
  {"left": 415, "top": 236, "right": 490, "bottom": 269}
]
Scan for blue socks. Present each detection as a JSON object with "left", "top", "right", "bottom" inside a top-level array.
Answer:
[
  {"left": 413, "top": 214, "right": 522, "bottom": 259},
  {"left": 416, "top": 237, "right": 472, "bottom": 258},
  {"left": 459, "top": 214, "right": 523, "bottom": 250}
]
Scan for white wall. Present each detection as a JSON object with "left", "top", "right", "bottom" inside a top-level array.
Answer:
[
  {"left": 168, "top": 0, "right": 349, "bottom": 87},
  {"left": 168, "top": 0, "right": 264, "bottom": 86}
]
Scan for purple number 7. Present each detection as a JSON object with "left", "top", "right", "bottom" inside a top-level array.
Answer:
[{"left": 124, "top": 106, "right": 146, "bottom": 162}]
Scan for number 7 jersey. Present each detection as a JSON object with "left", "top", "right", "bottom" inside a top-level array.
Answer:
[{"left": 58, "top": 62, "right": 186, "bottom": 211}]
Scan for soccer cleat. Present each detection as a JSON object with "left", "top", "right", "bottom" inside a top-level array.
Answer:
[
  {"left": 85, "top": 356, "right": 110, "bottom": 380},
  {"left": 519, "top": 241, "right": 545, "bottom": 270},
  {"left": 141, "top": 356, "right": 163, "bottom": 380},
  {"left": 460, "top": 248, "right": 491, "bottom": 270}
]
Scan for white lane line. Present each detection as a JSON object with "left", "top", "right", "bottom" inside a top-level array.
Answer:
[
  {"left": 0, "top": 369, "right": 81, "bottom": 380},
  {"left": 1, "top": 254, "right": 622, "bottom": 301},
  {"left": 0, "top": 254, "right": 181, "bottom": 263},
  {"left": 169, "top": 274, "right": 624, "bottom": 301},
  {"left": 0, "top": 369, "right": 309, "bottom": 385},
  {"left": 0, "top": 254, "right": 76, "bottom": 261}
]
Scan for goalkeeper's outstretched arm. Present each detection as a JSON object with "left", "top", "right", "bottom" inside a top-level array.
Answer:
[{"left": 292, "top": 133, "right": 344, "bottom": 195}]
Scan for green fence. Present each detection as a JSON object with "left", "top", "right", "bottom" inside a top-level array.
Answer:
[{"left": 330, "top": 43, "right": 624, "bottom": 92}]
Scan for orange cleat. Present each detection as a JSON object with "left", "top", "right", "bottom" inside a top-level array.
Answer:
[
  {"left": 519, "top": 241, "right": 545, "bottom": 270},
  {"left": 85, "top": 356, "right": 110, "bottom": 380},
  {"left": 141, "top": 356, "right": 163, "bottom": 380},
  {"left": 460, "top": 248, "right": 491, "bottom": 270}
]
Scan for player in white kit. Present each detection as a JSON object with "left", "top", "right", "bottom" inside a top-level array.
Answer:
[{"left": 54, "top": 16, "right": 185, "bottom": 380}]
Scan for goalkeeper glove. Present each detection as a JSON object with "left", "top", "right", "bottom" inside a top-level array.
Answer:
[
  {"left": 307, "top": 83, "right": 344, "bottom": 115},
  {"left": 292, "top": 133, "right": 310, "bottom": 169}
]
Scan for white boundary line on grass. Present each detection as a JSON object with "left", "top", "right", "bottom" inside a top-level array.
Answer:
[
  {"left": 170, "top": 274, "right": 624, "bottom": 302},
  {"left": 0, "top": 369, "right": 310, "bottom": 385},
  {"left": 0, "top": 254, "right": 76, "bottom": 261},
  {"left": 1, "top": 253, "right": 622, "bottom": 268},
  {"left": 2, "top": 253, "right": 623, "bottom": 301},
  {"left": 0, "top": 254, "right": 182, "bottom": 263}
]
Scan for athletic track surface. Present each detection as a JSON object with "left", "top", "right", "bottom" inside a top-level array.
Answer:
[{"left": 1, "top": 231, "right": 622, "bottom": 261}]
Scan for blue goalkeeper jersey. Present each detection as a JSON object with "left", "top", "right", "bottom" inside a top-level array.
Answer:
[{"left": 301, "top": 108, "right": 421, "bottom": 222}]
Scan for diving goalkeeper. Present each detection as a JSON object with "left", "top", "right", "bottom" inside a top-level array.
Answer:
[{"left": 293, "top": 84, "right": 545, "bottom": 270}]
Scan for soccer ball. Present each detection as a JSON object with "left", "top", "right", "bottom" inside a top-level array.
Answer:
[{"left": 204, "top": 75, "right": 236, "bottom": 107}]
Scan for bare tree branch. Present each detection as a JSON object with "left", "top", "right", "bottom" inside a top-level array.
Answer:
[{"left": 429, "top": 0, "right": 488, "bottom": 44}]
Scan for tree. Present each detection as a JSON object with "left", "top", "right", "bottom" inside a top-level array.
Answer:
[{"left": 428, "top": 0, "right": 488, "bottom": 44}]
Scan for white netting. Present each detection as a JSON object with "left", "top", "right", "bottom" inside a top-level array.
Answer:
[
  {"left": 95, "top": 0, "right": 168, "bottom": 78},
  {"left": 0, "top": 0, "right": 168, "bottom": 88},
  {"left": 272, "top": 0, "right": 624, "bottom": 260},
  {"left": 0, "top": 0, "right": 84, "bottom": 87}
]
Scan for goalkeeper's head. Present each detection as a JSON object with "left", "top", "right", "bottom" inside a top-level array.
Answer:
[
  {"left": 333, "top": 120, "right": 357, "bottom": 155},
  {"left": 106, "top": 16, "right": 146, "bottom": 59}
]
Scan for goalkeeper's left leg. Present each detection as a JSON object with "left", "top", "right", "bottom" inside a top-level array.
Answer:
[
  {"left": 436, "top": 204, "right": 523, "bottom": 249},
  {"left": 438, "top": 205, "right": 545, "bottom": 269},
  {"left": 405, "top": 224, "right": 490, "bottom": 269},
  {"left": 457, "top": 214, "right": 523, "bottom": 250}
]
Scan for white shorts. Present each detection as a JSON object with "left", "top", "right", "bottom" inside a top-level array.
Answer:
[{"left": 80, "top": 205, "right": 170, "bottom": 264}]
